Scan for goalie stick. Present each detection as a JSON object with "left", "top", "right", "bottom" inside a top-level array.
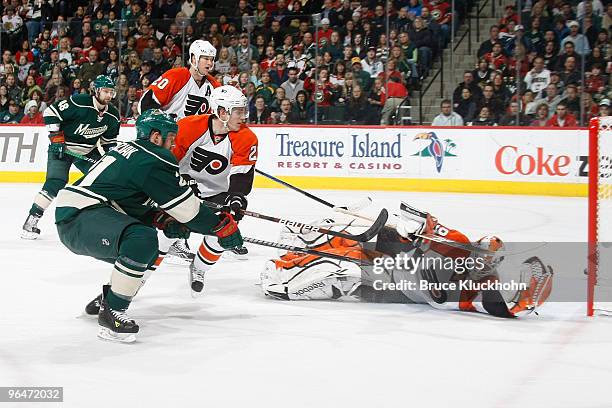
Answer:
[
  {"left": 255, "top": 169, "right": 372, "bottom": 212},
  {"left": 254, "top": 170, "right": 495, "bottom": 255},
  {"left": 242, "top": 237, "right": 374, "bottom": 266},
  {"left": 202, "top": 200, "right": 389, "bottom": 243}
]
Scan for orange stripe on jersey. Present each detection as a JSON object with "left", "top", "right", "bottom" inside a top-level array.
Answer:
[
  {"left": 148, "top": 67, "right": 191, "bottom": 107},
  {"left": 198, "top": 243, "right": 222, "bottom": 263},
  {"left": 173, "top": 114, "right": 211, "bottom": 162},
  {"left": 228, "top": 125, "right": 258, "bottom": 167},
  {"left": 206, "top": 74, "right": 221, "bottom": 88}
]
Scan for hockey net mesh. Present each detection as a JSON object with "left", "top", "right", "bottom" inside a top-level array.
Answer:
[{"left": 591, "top": 116, "right": 612, "bottom": 314}]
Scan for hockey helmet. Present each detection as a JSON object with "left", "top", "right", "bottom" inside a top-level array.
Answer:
[
  {"left": 136, "top": 109, "right": 178, "bottom": 142},
  {"left": 189, "top": 39, "right": 216, "bottom": 66},
  {"left": 209, "top": 85, "right": 248, "bottom": 119},
  {"left": 93, "top": 75, "right": 116, "bottom": 98}
]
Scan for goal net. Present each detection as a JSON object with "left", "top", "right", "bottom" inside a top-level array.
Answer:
[{"left": 588, "top": 116, "right": 612, "bottom": 316}]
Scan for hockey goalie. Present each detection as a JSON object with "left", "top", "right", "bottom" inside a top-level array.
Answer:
[{"left": 260, "top": 202, "right": 553, "bottom": 318}]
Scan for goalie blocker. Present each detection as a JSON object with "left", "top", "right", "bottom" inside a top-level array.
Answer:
[{"left": 260, "top": 202, "right": 553, "bottom": 318}]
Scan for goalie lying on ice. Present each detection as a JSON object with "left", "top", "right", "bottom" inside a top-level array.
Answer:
[{"left": 260, "top": 203, "right": 553, "bottom": 318}]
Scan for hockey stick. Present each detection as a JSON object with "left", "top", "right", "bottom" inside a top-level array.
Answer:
[
  {"left": 255, "top": 168, "right": 372, "bottom": 212},
  {"left": 243, "top": 236, "right": 374, "bottom": 266},
  {"left": 202, "top": 200, "right": 388, "bottom": 242},
  {"left": 62, "top": 149, "right": 97, "bottom": 163}
]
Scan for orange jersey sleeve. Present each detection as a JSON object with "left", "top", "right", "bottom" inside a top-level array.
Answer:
[
  {"left": 173, "top": 115, "right": 211, "bottom": 162},
  {"left": 206, "top": 74, "right": 221, "bottom": 89},
  {"left": 228, "top": 125, "right": 258, "bottom": 167},
  {"left": 148, "top": 67, "right": 191, "bottom": 107}
]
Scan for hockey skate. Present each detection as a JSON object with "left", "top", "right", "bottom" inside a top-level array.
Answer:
[
  {"left": 97, "top": 296, "right": 139, "bottom": 343},
  {"left": 165, "top": 239, "right": 195, "bottom": 265},
  {"left": 21, "top": 214, "right": 41, "bottom": 240},
  {"left": 189, "top": 262, "right": 206, "bottom": 297},
  {"left": 84, "top": 284, "right": 110, "bottom": 315},
  {"left": 224, "top": 245, "right": 249, "bottom": 260}
]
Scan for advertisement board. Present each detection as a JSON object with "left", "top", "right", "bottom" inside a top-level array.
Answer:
[{"left": 0, "top": 124, "right": 589, "bottom": 196}]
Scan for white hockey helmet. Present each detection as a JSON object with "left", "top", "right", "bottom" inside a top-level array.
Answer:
[
  {"left": 210, "top": 85, "right": 249, "bottom": 119},
  {"left": 189, "top": 39, "right": 216, "bottom": 66}
]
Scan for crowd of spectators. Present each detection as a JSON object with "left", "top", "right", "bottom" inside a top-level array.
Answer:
[
  {"left": 433, "top": 0, "right": 611, "bottom": 127},
  {"left": 0, "top": 0, "right": 472, "bottom": 125}
]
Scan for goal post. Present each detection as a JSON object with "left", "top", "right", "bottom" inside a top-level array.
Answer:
[{"left": 588, "top": 116, "right": 612, "bottom": 316}]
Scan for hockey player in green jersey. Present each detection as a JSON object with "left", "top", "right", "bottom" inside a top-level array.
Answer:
[
  {"left": 22, "top": 75, "right": 121, "bottom": 239},
  {"left": 54, "top": 109, "right": 243, "bottom": 343}
]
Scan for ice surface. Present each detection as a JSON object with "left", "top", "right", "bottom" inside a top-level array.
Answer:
[{"left": 1, "top": 185, "right": 611, "bottom": 408}]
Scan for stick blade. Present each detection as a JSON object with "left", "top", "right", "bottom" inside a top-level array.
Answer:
[{"left": 350, "top": 208, "right": 389, "bottom": 242}]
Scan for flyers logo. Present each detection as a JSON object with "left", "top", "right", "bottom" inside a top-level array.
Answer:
[
  {"left": 184, "top": 94, "right": 210, "bottom": 116},
  {"left": 420, "top": 265, "right": 447, "bottom": 304},
  {"left": 190, "top": 147, "right": 228, "bottom": 175}
]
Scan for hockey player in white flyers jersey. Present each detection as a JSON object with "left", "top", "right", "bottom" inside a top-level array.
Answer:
[{"left": 260, "top": 202, "right": 553, "bottom": 319}]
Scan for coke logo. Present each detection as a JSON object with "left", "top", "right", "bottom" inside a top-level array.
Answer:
[{"left": 495, "top": 146, "right": 571, "bottom": 176}]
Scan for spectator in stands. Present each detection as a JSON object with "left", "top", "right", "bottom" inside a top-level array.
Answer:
[
  {"left": 20, "top": 100, "right": 43, "bottom": 124},
  {"left": 236, "top": 33, "right": 259, "bottom": 72},
  {"left": 120, "top": 86, "right": 140, "bottom": 119},
  {"left": 556, "top": 42, "right": 583, "bottom": 74},
  {"left": 453, "top": 71, "right": 483, "bottom": 104},
  {"left": 367, "top": 77, "right": 386, "bottom": 123},
  {"left": 0, "top": 85, "right": 10, "bottom": 112},
  {"left": 484, "top": 42, "right": 508, "bottom": 71},
  {"left": 470, "top": 106, "right": 497, "bottom": 126},
  {"left": 5, "top": 73, "right": 22, "bottom": 102},
  {"left": 250, "top": 95, "right": 272, "bottom": 124},
  {"left": 269, "top": 87, "right": 287, "bottom": 113},
  {"left": 270, "top": 98, "right": 293, "bottom": 125},
  {"left": 585, "top": 63, "right": 606, "bottom": 96},
  {"left": 77, "top": 49, "right": 104, "bottom": 88},
  {"left": 255, "top": 71, "right": 278, "bottom": 105},
  {"left": 150, "top": 48, "right": 170, "bottom": 77},
  {"left": 2, "top": 6, "right": 23, "bottom": 53},
  {"left": 560, "top": 84, "right": 581, "bottom": 116},
  {"left": 491, "top": 74, "right": 513, "bottom": 107},
  {"left": 346, "top": 85, "right": 372, "bottom": 125},
  {"left": 454, "top": 88, "right": 478, "bottom": 123},
  {"left": 499, "top": 101, "right": 528, "bottom": 126},
  {"left": 223, "top": 63, "right": 240, "bottom": 87},
  {"left": 559, "top": 56, "right": 581, "bottom": 86},
  {"left": 361, "top": 47, "right": 384, "bottom": 79},
  {"left": 290, "top": 90, "right": 313, "bottom": 124},
  {"left": 350, "top": 57, "right": 372, "bottom": 92},
  {"left": 0, "top": 100, "right": 23, "bottom": 123},
  {"left": 280, "top": 67, "right": 304, "bottom": 102},
  {"left": 478, "top": 25, "right": 501, "bottom": 58},
  {"left": 546, "top": 102, "right": 578, "bottom": 127},
  {"left": 525, "top": 17, "right": 546, "bottom": 53},
  {"left": 597, "top": 99, "right": 610, "bottom": 117},
  {"left": 408, "top": 17, "right": 434, "bottom": 75},
  {"left": 330, "top": 61, "right": 347, "bottom": 88},
  {"left": 561, "top": 21, "right": 591, "bottom": 55},
  {"left": 478, "top": 85, "right": 505, "bottom": 121},
  {"left": 542, "top": 41, "right": 559, "bottom": 71},
  {"left": 524, "top": 57, "right": 551, "bottom": 98},
  {"left": 472, "top": 59, "right": 493, "bottom": 88},
  {"left": 531, "top": 103, "right": 551, "bottom": 126},
  {"left": 432, "top": 99, "right": 464, "bottom": 126},
  {"left": 532, "top": 83, "right": 564, "bottom": 115},
  {"left": 380, "top": 76, "right": 408, "bottom": 125},
  {"left": 586, "top": 45, "right": 607, "bottom": 71},
  {"left": 270, "top": 54, "right": 289, "bottom": 87},
  {"left": 30, "top": 90, "right": 47, "bottom": 113}
]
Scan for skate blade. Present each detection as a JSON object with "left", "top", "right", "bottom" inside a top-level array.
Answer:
[
  {"left": 164, "top": 255, "right": 193, "bottom": 266},
  {"left": 21, "top": 231, "right": 40, "bottom": 240},
  {"left": 97, "top": 327, "right": 137, "bottom": 343},
  {"left": 223, "top": 251, "right": 248, "bottom": 261}
]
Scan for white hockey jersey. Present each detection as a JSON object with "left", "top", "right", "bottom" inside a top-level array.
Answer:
[
  {"left": 140, "top": 67, "right": 221, "bottom": 119},
  {"left": 173, "top": 114, "right": 258, "bottom": 197}
]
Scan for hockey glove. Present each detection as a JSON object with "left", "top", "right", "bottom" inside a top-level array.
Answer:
[
  {"left": 181, "top": 174, "right": 202, "bottom": 198},
  {"left": 152, "top": 211, "right": 191, "bottom": 239},
  {"left": 48, "top": 130, "right": 66, "bottom": 159},
  {"left": 223, "top": 193, "right": 248, "bottom": 221},
  {"left": 212, "top": 212, "right": 243, "bottom": 249}
]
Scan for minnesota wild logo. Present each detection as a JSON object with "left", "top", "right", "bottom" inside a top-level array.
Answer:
[{"left": 412, "top": 132, "right": 457, "bottom": 173}]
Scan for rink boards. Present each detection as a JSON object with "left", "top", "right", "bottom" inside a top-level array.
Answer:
[{"left": 0, "top": 124, "right": 589, "bottom": 196}]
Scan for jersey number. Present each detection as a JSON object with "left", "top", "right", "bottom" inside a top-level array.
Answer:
[
  {"left": 249, "top": 146, "right": 258, "bottom": 161},
  {"left": 58, "top": 100, "right": 69, "bottom": 111},
  {"left": 152, "top": 77, "right": 169, "bottom": 89}
]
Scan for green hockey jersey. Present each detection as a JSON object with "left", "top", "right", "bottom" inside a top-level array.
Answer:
[
  {"left": 43, "top": 94, "right": 120, "bottom": 155},
  {"left": 55, "top": 139, "right": 219, "bottom": 234}
]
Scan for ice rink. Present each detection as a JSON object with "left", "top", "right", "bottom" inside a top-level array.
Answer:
[{"left": 1, "top": 184, "right": 611, "bottom": 408}]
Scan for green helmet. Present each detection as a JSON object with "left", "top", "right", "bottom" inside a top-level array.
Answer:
[
  {"left": 136, "top": 109, "right": 178, "bottom": 142},
  {"left": 93, "top": 75, "right": 115, "bottom": 90}
]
